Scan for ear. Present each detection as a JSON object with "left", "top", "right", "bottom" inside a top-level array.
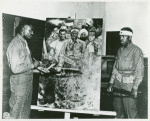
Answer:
[
  {"left": 20, "top": 26, "right": 26, "bottom": 35},
  {"left": 20, "top": 28, "right": 24, "bottom": 35}
]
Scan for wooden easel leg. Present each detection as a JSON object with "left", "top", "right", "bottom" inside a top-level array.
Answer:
[{"left": 64, "top": 112, "right": 70, "bottom": 119}]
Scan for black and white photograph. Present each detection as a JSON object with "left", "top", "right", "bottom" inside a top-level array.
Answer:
[{"left": 1, "top": 0, "right": 149, "bottom": 119}]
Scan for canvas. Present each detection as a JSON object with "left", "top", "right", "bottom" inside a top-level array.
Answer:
[{"left": 37, "top": 18, "right": 103, "bottom": 112}]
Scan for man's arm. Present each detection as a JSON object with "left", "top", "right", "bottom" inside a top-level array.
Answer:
[
  {"left": 130, "top": 48, "right": 144, "bottom": 98},
  {"left": 7, "top": 44, "right": 34, "bottom": 74},
  {"left": 132, "top": 49, "right": 144, "bottom": 90}
]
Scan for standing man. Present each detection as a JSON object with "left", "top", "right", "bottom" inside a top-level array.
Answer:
[
  {"left": 6, "top": 19, "right": 39, "bottom": 119},
  {"left": 107, "top": 27, "right": 144, "bottom": 118}
]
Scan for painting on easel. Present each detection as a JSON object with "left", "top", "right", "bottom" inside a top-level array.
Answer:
[{"left": 37, "top": 18, "right": 103, "bottom": 112}]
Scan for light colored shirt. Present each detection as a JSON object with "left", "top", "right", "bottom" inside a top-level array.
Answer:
[
  {"left": 87, "top": 42, "right": 94, "bottom": 53},
  {"left": 50, "top": 39, "right": 66, "bottom": 61},
  {"left": 110, "top": 42, "right": 144, "bottom": 90},
  {"left": 6, "top": 34, "right": 34, "bottom": 74}
]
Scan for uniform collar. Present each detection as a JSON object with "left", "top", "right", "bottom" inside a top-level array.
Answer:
[
  {"left": 127, "top": 42, "right": 134, "bottom": 48},
  {"left": 123, "top": 42, "right": 134, "bottom": 50},
  {"left": 17, "top": 34, "right": 28, "bottom": 45},
  {"left": 17, "top": 34, "right": 31, "bottom": 53}
]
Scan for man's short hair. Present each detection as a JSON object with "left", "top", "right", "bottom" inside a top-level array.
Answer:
[
  {"left": 121, "top": 27, "right": 133, "bottom": 33},
  {"left": 59, "top": 29, "right": 67, "bottom": 34},
  {"left": 15, "top": 19, "right": 33, "bottom": 35}
]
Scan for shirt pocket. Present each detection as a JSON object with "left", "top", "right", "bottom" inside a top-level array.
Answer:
[
  {"left": 123, "top": 57, "right": 132, "bottom": 61},
  {"left": 122, "top": 56, "right": 133, "bottom": 70}
]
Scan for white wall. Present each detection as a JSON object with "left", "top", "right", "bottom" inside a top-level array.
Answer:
[
  {"left": 1, "top": 2, "right": 105, "bottom": 20},
  {"left": 105, "top": 2, "right": 149, "bottom": 57}
]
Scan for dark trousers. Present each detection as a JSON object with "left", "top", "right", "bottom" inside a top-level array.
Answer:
[{"left": 114, "top": 97, "right": 139, "bottom": 118}]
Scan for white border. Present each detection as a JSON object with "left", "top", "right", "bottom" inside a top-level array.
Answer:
[{"left": 0, "top": 0, "right": 150, "bottom": 120}]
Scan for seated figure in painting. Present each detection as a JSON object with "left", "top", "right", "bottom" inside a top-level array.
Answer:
[{"left": 59, "top": 28, "right": 86, "bottom": 70}]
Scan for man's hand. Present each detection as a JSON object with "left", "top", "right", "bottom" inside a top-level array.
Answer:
[
  {"left": 107, "top": 83, "right": 113, "bottom": 92},
  {"left": 33, "top": 60, "right": 40, "bottom": 68},
  {"left": 131, "top": 88, "right": 138, "bottom": 98},
  {"left": 55, "top": 66, "right": 62, "bottom": 72}
]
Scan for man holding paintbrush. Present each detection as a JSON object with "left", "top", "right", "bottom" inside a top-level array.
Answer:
[{"left": 6, "top": 19, "right": 40, "bottom": 119}]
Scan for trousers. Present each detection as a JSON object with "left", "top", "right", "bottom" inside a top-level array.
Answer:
[
  {"left": 114, "top": 97, "right": 139, "bottom": 118},
  {"left": 9, "top": 71, "right": 33, "bottom": 119}
]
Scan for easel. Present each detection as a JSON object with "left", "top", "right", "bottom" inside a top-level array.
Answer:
[{"left": 31, "top": 105, "right": 116, "bottom": 119}]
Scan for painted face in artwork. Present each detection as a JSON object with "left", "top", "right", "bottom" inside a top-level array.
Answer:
[
  {"left": 80, "top": 32, "right": 87, "bottom": 41},
  {"left": 59, "top": 31, "right": 66, "bottom": 40},
  {"left": 71, "top": 30, "right": 78, "bottom": 40},
  {"left": 88, "top": 31, "right": 96, "bottom": 42},
  {"left": 95, "top": 26, "right": 102, "bottom": 36}
]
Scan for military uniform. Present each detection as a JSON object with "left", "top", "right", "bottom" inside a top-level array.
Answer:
[
  {"left": 110, "top": 42, "right": 144, "bottom": 118},
  {"left": 6, "top": 34, "right": 34, "bottom": 118}
]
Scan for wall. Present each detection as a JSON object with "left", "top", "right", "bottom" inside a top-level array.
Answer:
[
  {"left": 1, "top": 2, "right": 105, "bottom": 20},
  {"left": 105, "top": 2, "right": 149, "bottom": 57}
]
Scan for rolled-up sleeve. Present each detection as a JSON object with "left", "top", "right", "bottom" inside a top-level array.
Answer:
[{"left": 7, "top": 44, "right": 34, "bottom": 74}]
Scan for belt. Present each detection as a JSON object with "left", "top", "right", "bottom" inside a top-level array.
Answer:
[
  {"left": 118, "top": 71, "right": 135, "bottom": 75},
  {"left": 116, "top": 70, "right": 135, "bottom": 83}
]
